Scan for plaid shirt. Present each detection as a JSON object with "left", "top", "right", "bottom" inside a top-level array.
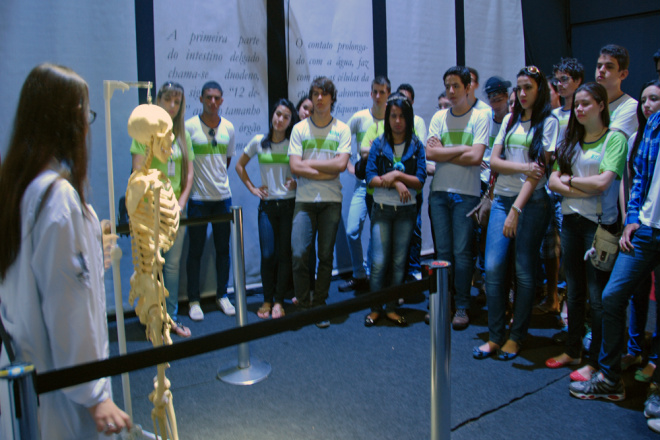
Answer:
[{"left": 627, "top": 112, "right": 660, "bottom": 226}]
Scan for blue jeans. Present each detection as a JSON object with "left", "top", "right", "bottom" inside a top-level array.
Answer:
[
  {"left": 291, "top": 202, "right": 342, "bottom": 307},
  {"left": 406, "top": 192, "right": 424, "bottom": 276},
  {"left": 258, "top": 198, "right": 295, "bottom": 304},
  {"left": 370, "top": 203, "right": 417, "bottom": 313},
  {"left": 186, "top": 198, "right": 232, "bottom": 302},
  {"left": 346, "top": 180, "right": 369, "bottom": 279},
  {"left": 561, "top": 214, "right": 611, "bottom": 365},
  {"left": 600, "top": 225, "right": 660, "bottom": 383},
  {"left": 627, "top": 267, "right": 660, "bottom": 360},
  {"left": 428, "top": 191, "right": 480, "bottom": 309},
  {"left": 163, "top": 211, "right": 186, "bottom": 320},
  {"left": 484, "top": 189, "right": 550, "bottom": 345}
]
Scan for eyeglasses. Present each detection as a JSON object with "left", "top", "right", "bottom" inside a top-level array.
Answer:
[
  {"left": 524, "top": 65, "right": 540, "bottom": 75},
  {"left": 555, "top": 75, "right": 572, "bottom": 84},
  {"left": 88, "top": 110, "right": 97, "bottom": 124},
  {"left": 208, "top": 128, "right": 217, "bottom": 147}
]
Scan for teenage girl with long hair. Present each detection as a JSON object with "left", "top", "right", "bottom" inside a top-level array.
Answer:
[
  {"left": 0, "top": 63, "right": 131, "bottom": 438},
  {"left": 236, "top": 99, "right": 299, "bottom": 319},
  {"left": 364, "top": 93, "right": 426, "bottom": 326},
  {"left": 545, "top": 82, "right": 628, "bottom": 381},
  {"left": 131, "top": 81, "right": 194, "bottom": 337},
  {"left": 474, "top": 66, "right": 558, "bottom": 360}
]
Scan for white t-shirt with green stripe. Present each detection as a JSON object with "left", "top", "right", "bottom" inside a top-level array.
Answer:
[
  {"left": 288, "top": 117, "right": 351, "bottom": 203},
  {"left": 428, "top": 107, "right": 490, "bottom": 196},
  {"left": 552, "top": 107, "right": 571, "bottom": 147},
  {"left": 608, "top": 93, "right": 638, "bottom": 139},
  {"left": 244, "top": 134, "right": 295, "bottom": 200},
  {"left": 186, "top": 115, "right": 236, "bottom": 201},
  {"left": 558, "top": 131, "right": 627, "bottom": 224},
  {"left": 493, "top": 114, "right": 559, "bottom": 197},
  {"left": 347, "top": 108, "right": 382, "bottom": 162}
]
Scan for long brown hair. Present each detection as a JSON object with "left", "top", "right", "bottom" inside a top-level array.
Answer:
[
  {"left": 156, "top": 82, "right": 189, "bottom": 188},
  {"left": 0, "top": 63, "right": 90, "bottom": 279},
  {"left": 556, "top": 82, "right": 610, "bottom": 175}
]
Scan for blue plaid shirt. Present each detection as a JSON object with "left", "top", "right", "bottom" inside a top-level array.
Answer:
[{"left": 627, "top": 112, "right": 660, "bottom": 226}]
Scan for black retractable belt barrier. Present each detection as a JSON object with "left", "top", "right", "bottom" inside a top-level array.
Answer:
[
  {"left": 36, "top": 278, "right": 430, "bottom": 395},
  {"left": 115, "top": 212, "right": 234, "bottom": 236}
]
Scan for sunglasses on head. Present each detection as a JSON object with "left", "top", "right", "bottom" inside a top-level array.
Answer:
[{"left": 524, "top": 65, "right": 540, "bottom": 75}]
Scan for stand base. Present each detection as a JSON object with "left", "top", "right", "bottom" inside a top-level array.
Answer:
[{"left": 217, "top": 358, "right": 271, "bottom": 385}]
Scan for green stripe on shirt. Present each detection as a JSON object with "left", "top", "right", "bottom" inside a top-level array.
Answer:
[
  {"left": 302, "top": 138, "right": 340, "bottom": 152},
  {"left": 258, "top": 152, "right": 290, "bottom": 164},
  {"left": 441, "top": 130, "right": 474, "bottom": 146},
  {"left": 193, "top": 142, "right": 228, "bottom": 155}
]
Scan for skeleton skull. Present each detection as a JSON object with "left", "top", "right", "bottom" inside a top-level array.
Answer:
[{"left": 128, "top": 104, "right": 175, "bottom": 163}]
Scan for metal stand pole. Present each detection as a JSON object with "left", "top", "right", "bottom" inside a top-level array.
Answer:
[
  {"left": 429, "top": 260, "right": 451, "bottom": 440},
  {"left": 217, "top": 206, "right": 271, "bottom": 385},
  {"left": 0, "top": 363, "right": 39, "bottom": 440}
]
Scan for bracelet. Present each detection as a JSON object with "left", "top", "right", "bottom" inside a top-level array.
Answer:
[{"left": 511, "top": 205, "right": 522, "bottom": 215}]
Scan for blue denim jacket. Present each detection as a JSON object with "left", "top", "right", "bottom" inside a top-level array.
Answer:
[{"left": 365, "top": 134, "right": 427, "bottom": 187}]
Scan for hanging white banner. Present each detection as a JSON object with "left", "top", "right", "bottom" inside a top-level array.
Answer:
[
  {"left": 287, "top": 0, "right": 375, "bottom": 123},
  {"left": 154, "top": 0, "right": 269, "bottom": 154}
]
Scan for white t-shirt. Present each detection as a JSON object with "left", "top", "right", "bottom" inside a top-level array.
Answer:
[
  {"left": 347, "top": 108, "right": 382, "bottom": 162},
  {"left": 186, "top": 115, "right": 236, "bottom": 201},
  {"left": 373, "top": 142, "right": 416, "bottom": 206},
  {"left": 414, "top": 114, "right": 428, "bottom": 144},
  {"left": 560, "top": 131, "right": 628, "bottom": 224},
  {"left": 609, "top": 93, "right": 638, "bottom": 139},
  {"left": 494, "top": 113, "right": 559, "bottom": 197},
  {"left": 552, "top": 107, "right": 572, "bottom": 147},
  {"left": 288, "top": 117, "right": 351, "bottom": 203},
  {"left": 428, "top": 107, "right": 490, "bottom": 197},
  {"left": 482, "top": 117, "right": 502, "bottom": 183},
  {"left": 244, "top": 134, "right": 295, "bottom": 200}
]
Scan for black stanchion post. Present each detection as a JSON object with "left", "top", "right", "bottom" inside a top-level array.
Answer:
[
  {"left": 0, "top": 363, "right": 40, "bottom": 439},
  {"left": 217, "top": 206, "right": 271, "bottom": 385},
  {"left": 429, "top": 260, "right": 451, "bottom": 440}
]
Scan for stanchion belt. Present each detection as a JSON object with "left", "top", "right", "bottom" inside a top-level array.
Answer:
[
  {"left": 116, "top": 212, "right": 234, "bottom": 235},
  {"left": 37, "top": 278, "right": 432, "bottom": 394}
]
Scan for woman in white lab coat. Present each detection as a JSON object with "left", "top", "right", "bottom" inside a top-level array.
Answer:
[{"left": 0, "top": 63, "right": 131, "bottom": 438}]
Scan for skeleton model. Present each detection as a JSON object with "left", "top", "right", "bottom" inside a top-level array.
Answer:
[{"left": 126, "top": 104, "right": 180, "bottom": 440}]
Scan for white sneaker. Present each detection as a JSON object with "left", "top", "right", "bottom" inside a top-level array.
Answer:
[
  {"left": 217, "top": 297, "right": 236, "bottom": 316},
  {"left": 648, "top": 417, "right": 660, "bottom": 434},
  {"left": 189, "top": 303, "right": 204, "bottom": 321}
]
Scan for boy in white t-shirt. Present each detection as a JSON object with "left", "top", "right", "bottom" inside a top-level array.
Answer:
[
  {"left": 288, "top": 77, "right": 351, "bottom": 328},
  {"left": 426, "top": 66, "right": 490, "bottom": 330},
  {"left": 185, "top": 81, "right": 236, "bottom": 321},
  {"left": 339, "top": 76, "right": 390, "bottom": 293},
  {"left": 596, "top": 44, "right": 638, "bottom": 139}
]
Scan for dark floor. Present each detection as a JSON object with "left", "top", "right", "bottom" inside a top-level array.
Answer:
[{"left": 109, "top": 278, "right": 658, "bottom": 439}]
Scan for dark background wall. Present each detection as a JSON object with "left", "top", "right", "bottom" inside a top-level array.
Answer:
[{"left": 522, "top": 0, "right": 660, "bottom": 99}]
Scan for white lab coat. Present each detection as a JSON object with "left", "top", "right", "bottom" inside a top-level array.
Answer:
[{"left": 0, "top": 169, "right": 112, "bottom": 439}]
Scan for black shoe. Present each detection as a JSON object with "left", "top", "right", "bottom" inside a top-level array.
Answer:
[
  {"left": 338, "top": 277, "right": 369, "bottom": 292},
  {"left": 364, "top": 313, "right": 379, "bottom": 327}
]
